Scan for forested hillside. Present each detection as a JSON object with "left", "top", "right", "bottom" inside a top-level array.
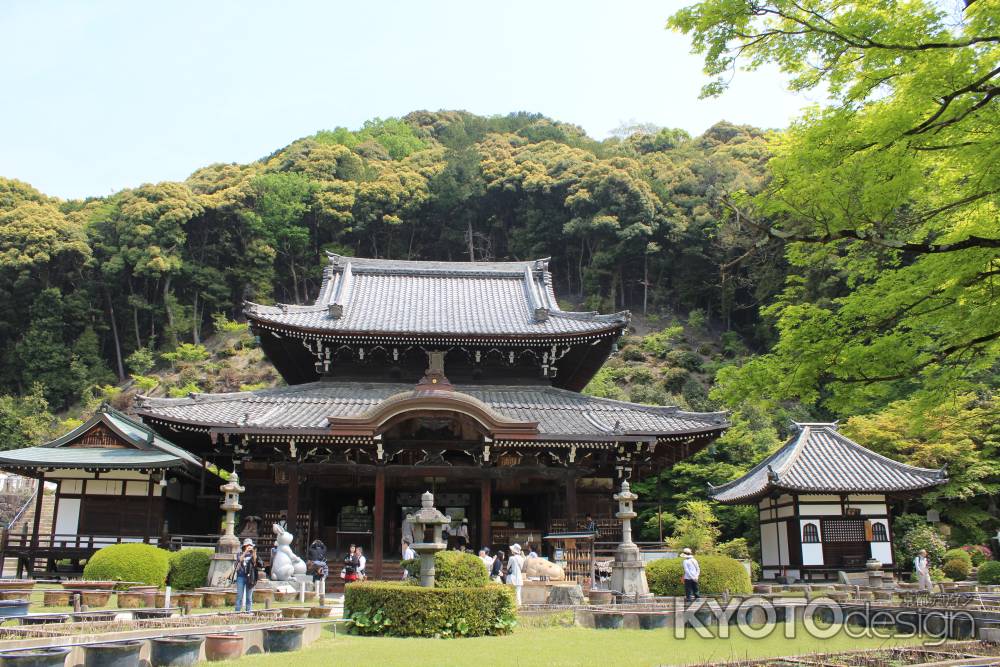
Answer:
[{"left": 1, "top": 64, "right": 997, "bottom": 550}]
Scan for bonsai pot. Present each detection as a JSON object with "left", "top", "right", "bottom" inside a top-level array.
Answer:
[
  {"left": 62, "top": 581, "right": 115, "bottom": 591},
  {"left": 281, "top": 606, "right": 310, "bottom": 619},
  {"left": 588, "top": 590, "right": 613, "bottom": 605},
  {"left": 42, "top": 591, "right": 72, "bottom": 607},
  {"left": 80, "top": 591, "right": 112, "bottom": 607},
  {"left": 150, "top": 635, "right": 205, "bottom": 666},
  {"left": 263, "top": 625, "right": 305, "bottom": 653},
  {"left": 0, "top": 647, "right": 70, "bottom": 667},
  {"left": 274, "top": 590, "right": 299, "bottom": 602},
  {"left": 195, "top": 588, "right": 226, "bottom": 607},
  {"left": 252, "top": 588, "right": 274, "bottom": 603},
  {"left": 0, "top": 591, "right": 30, "bottom": 601},
  {"left": 204, "top": 633, "right": 244, "bottom": 662},
  {"left": 175, "top": 592, "right": 203, "bottom": 609},
  {"left": 132, "top": 607, "right": 177, "bottom": 619},
  {"left": 637, "top": 613, "right": 670, "bottom": 630},
  {"left": 0, "top": 600, "right": 30, "bottom": 617},
  {"left": 72, "top": 610, "right": 118, "bottom": 622},
  {"left": 18, "top": 614, "right": 68, "bottom": 625},
  {"left": 115, "top": 591, "right": 148, "bottom": 608},
  {"left": 0, "top": 580, "right": 34, "bottom": 591},
  {"left": 82, "top": 640, "right": 142, "bottom": 667},
  {"left": 223, "top": 591, "right": 237, "bottom": 606},
  {"left": 309, "top": 606, "right": 334, "bottom": 618},
  {"left": 592, "top": 612, "right": 624, "bottom": 629}
]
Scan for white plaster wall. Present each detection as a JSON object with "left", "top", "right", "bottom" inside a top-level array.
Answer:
[
  {"left": 800, "top": 519, "right": 824, "bottom": 566},
  {"left": 86, "top": 480, "right": 122, "bottom": 495},
  {"left": 125, "top": 481, "right": 148, "bottom": 496},
  {"left": 54, "top": 498, "right": 80, "bottom": 535},
  {"left": 807, "top": 495, "right": 841, "bottom": 502},
  {"left": 848, "top": 494, "right": 884, "bottom": 502},
  {"left": 855, "top": 503, "right": 888, "bottom": 515},
  {"left": 60, "top": 480, "right": 84, "bottom": 494},
  {"left": 776, "top": 505, "right": 794, "bottom": 518},
  {"left": 799, "top": 504, "right": 843, "bottom": 516},
  {"left": 761, "top": 522, "right": 780, "bottom": 566},
  {"left": 777, "top": 520, "right": 790, "bottom": 565},
  {"left": 871, "top": 542, "right": 893, "bottom": 565}
]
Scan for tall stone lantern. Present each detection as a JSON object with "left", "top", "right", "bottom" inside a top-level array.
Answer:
[
  {"left": 609, "top": 480, "right": 651, "bottom": 600},
  {"left": 207, "top": 471, "right": 245, "bottom": 586},
  {"left": 406, "top": 491, "right": 451, "bottom": 588}
]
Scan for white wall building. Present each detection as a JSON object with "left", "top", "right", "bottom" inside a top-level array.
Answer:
[{"left": 710, "top": 423, "right": 946, "bottom": 581}]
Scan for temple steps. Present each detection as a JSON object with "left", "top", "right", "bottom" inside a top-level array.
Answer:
[{"left": 2, "top": 484, "right": 55, "bottom": 577}]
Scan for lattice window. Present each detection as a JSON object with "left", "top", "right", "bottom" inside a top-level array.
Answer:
[
  {"left": 871, "top": 522, "right": 888, "bottom": 542},
  {"left": 821, "top": 519, "right": 865, "bottom": 543},
  {"left": 802, "top": 523, "right": 820, "bottom": 543}
]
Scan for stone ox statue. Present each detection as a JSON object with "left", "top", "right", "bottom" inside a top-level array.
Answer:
[
  {"left": 524, "top": 555, "right": 565, "bottom": 581},
  {"left": 270, "top": 522, "right": 307, "bottom": 581}
]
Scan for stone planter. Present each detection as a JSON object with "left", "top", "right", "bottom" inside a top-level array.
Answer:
[
  {"left": 72, "top": 611, "right": 118, "bottom": 622},
  {"left": 309, "top": 605, "right": 334, "bottom": 618},
  {"left": 592, "top": 612, "right": 624, "bottom": 629},
  {"left": 204, "top": 633, "right": 244, "bottom": 662},
  {"left": 82, "top": 640, "right": 143, "bottom": 667},
  {"left": 637, "top": 613, "right": 670, "bottom": 630},
  {"left": 0, "top": 601, "right": 29, "bottom": 620},
  {"left": 42, "top": 590, "right": 72, "bottom": 607},
  {"left": 274, "top": 590, "right": 299, "bottom": 602},
  {"left": 281, "top": 606, "right": 311, "bottom": 619},
  {"left": 263, "top": 625, "right": 305, "bottom": 653},
  {"left": 132, "top": 608, "right": 177, "bottom": 619},
  {"left": 587, "top": 590, "right": 613, "bottom": 605},
  {"left": 175, "top": 592, "right": 203, "bottom": 609},
  {"left": 0, "top": 580, "right": 34, "bottom": 591},
  {"left": 196, "top": 589, "right": 227, "bottom": 607},
  {"left": 753, "top": 583, "right": 773, "bottom": 594},
  {"left": 252, "top": 588, "right": 274, "bottom": 604},
  {"left": 116, "top": 591, "right": 148, "bottom": 608},
  {"left": 224, "top": 591, "right": 237, "bottom": 606},
  {"left": 150, "top": 635, "right": 205, "bottom": 666},
  {"left": 80, "top": 591, "right": 112, "bottom": 607},
  {"left": 18, "top": 614, "right": 68, "bottom": 625},
  {"left": 0, "top": 647, "right": 70, "bottom": 667}
]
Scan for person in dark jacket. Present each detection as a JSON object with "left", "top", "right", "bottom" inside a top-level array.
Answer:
[
  {"left": 308, "top": 539, "right": 329, "bottom": 581},
  {"left": 343, "top": 544, "right": 360, "bottom": 583},
  {"left": 233, "top": 538, "right": 259, "bottom": 612},
  {"left": 491, "top": 549, "right": 505, "bottom": 583}
]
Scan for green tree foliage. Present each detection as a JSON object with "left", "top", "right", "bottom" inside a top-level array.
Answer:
[
  {"left": 667, "top": 501, "right": 721, "bottom": 552},
  {"left": 0, "top": 384, "right": 53, "bottom": 451}
]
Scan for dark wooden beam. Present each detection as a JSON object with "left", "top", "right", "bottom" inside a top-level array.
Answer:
[
  {"left": 480, "top": 478, "right": 492, "bottom": 550},
  {"left": 286, "top": 464, "right": 300, "bottom": 547},
  {"left": 374, "top": 466, "right": 385, "bottom": 579}
]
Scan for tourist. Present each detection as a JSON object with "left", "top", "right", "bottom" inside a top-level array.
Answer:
[
  {"left": 456, "top": 518, "right": 470, "bottom": 550},
  {"left": 401, "top": 516, "right": 415, "bottom": 554},
  {"left": 232, "top": 538, "right": 259, "bottom": 613},
  {"left": 491, "top": 550, "right": 505, "bottom": 583},
  {"left": 442, "top": 521, "right": 451, "bottom": 549},
  {"left": 479, "top": 547, "right": 493, "bottom": 571},
  {"left": 681, "top": 547, "right": 701, "bottom": 603},
  {"left": 277, "top": 511, "right": 288, "bottom": 531},
  {"left": 914, "top": 549, "right": 932, "bottom": 591},
  {"left": 526, "top": 542, "right": 537, "bottom": 558},
  {"left": 584, "top": 513, "right": 597, "bottom": 534},
  {"left": 342, "top": 544, "right": 360, "bottom": 583},
  {"left": 402, "top": 539, "right": 416, "bottom": 580},
  {"left": 357, "top": 546, "right": 367, "bottom": 581},
  {"left": 507, "top": 543, "right": 525, "bottom": 605},
  {"left": 307, "top": 538, "right": 329, "bottom": 582}
]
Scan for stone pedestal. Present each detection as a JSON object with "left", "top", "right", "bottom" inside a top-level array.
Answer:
[
  {"left": 207, "top": 471, "right": 245, "bottom": 587},
  {"left": 407, "top": 491, "right": 450, "bottom": 588}
]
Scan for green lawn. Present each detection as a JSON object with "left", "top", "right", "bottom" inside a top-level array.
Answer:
[{"left": 218, "top": 623, "right": 924, "bottom": 667}]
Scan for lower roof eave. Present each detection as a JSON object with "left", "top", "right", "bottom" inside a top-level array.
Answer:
[{"left": 713, "top": 480, "right": 947, "bottom": 505}]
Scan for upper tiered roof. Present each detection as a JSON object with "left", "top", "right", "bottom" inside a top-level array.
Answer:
[
  {"left": 245, "top": 254, "right": 629, "bottom": 340},
  {"left": 709, "top": 422, "right": 946, "bottom": 504}
]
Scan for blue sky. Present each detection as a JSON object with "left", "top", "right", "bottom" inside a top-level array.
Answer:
[{"left": 0, "top": 1, "right": 816, "bottom": 200}]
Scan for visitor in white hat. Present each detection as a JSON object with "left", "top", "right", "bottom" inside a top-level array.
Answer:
[
  {"left": 507, "top": 543, "right": 525, "bottom": 605},
  {"left": 681, "top": 547, "right": 700, "bottom": 603}
]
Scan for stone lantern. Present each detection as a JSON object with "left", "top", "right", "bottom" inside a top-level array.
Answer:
[
  {"left": 207, "top": 471, "right": 245, "bottom": 586},
  {"left": 609, "top": 480, "right": 651, "bottom": 600},
  {"left": 406, "top": 491, "right": 451, "bottom": 587}
]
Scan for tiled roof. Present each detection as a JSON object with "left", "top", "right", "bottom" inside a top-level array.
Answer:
[
  {"left": 244, "top": 254, "right": 629, "bottom": 338},
  {"left": 136, "top": 382, "right": 728, "bottom": 440},
  {"left": 0, "top": 406, "right": 204, "bottom": 472},
  {"left": 709, "top": 423, "right": 946, "bottom": 503}
]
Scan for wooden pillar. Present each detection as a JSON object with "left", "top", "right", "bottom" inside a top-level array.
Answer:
[
  {"left": 480, "top": 477, "right": 492, "bottom": 550},
  {"left": 565, "top": 473, "right": 578, "bottom": 530},
  {"left": 374, "top": 466, "right": 385, "bottom": 579},
  {"left": 30, "top": 476, "right": 44, "bottom": 550},
  {"left": 286, "top": 464, "right": 299, "bottom": 546},
  {"left": 144, "top": 478, "right": 155, "bottom": 543}
]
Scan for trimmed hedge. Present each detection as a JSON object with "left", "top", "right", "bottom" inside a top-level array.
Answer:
[
  {"left": 401, "top": 551, "right": 488, "bottom": 588},
  {"left": 168, "top": 548, "right": 213, "bottom": 591},
  {"left": 942, "top": 557, "right": 971, "bottom": 581},
  {"left": 344, "top": 581, "right": 516, "bottom": 637},
  {"left": 646, "top": 555, "right": 751, "bottom": 597},
  {"left": 83, "top": 543, "right": 170, "bottom": 587},
  {"left": 944, "top": 548, "right": 973, "bottom": 567},
  {"left": 978, "top": 561, "right": 1000, "bottom": 585}
]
